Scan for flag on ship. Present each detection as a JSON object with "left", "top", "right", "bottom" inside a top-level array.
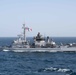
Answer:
[
  {"left": 25, "top": 27, "right": 32, "bottom": 31},
  {"left": 30, "top": 28, "right": 32, "bottom": 31}
]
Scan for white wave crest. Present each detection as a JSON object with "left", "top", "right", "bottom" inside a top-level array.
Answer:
[
  {"left": 44, "top": 67, "right": 72, "bottom": 73},
  {"left": 3, "top": 49, "right": 10, "bottom": 52}
]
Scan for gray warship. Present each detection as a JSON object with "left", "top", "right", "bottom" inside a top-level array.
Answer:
[{"left": 3, "top": 24, "right": 76, "bottom": 52}]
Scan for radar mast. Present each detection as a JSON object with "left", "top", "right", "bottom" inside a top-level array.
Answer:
[{"left": 22, "top": 23, "right": 26, "bottom": 42}]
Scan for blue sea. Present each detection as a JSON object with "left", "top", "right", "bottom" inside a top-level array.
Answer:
[{"left": 0, "top": 37, "right": 76, "bottom": 75}]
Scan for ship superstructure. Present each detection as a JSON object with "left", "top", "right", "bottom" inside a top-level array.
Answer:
[
  {"left": 12, "top": 23, "right": 30, "bottom": 48},
  {"left": 33, "top": 32, "right": 46, "bottom": 47}
]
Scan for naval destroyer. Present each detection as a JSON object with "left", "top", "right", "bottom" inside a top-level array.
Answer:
[{"left": 3, "top": 23, "right": 76, "bottom": 52}]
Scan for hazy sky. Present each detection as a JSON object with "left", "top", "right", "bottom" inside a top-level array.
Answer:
[{"left": 0, "top": 0, "right": 76, "bottom": 37}]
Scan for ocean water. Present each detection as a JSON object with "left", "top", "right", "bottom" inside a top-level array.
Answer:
[{"left": 0, "top": 37, "right": 76, "bottom": 75}]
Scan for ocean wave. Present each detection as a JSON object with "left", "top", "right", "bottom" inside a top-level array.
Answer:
[
  {"left": 38, "top": 67, "right": 74, "bottom": 74},
  {"left": 3, "top": 49, "right": 10, "bottom": 52}
]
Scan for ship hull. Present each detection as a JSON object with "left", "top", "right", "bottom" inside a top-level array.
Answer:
[{"left": 3, "top": 47, "right": 76, "bottom": 52}]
